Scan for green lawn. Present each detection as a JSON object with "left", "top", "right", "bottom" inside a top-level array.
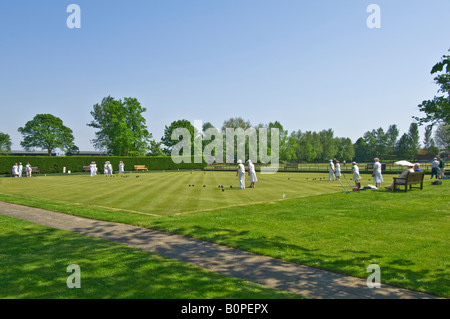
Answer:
[
  {"left": 0, "top": 171, "right": 368, "bottom": 216},
  {"left": 0, "top": 214, "right": 300, "bottom": 299},
  {"left": 0, "top": 171, "right": 448, "bottom": 298}
]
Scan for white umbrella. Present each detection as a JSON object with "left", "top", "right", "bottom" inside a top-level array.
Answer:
[{"left": 394, "top": 160, "right": 414, "bottom": 166}]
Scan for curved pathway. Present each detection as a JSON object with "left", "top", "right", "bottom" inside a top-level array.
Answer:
[{"left": 0, "top": 201, "right": 438, "bottom": 299}]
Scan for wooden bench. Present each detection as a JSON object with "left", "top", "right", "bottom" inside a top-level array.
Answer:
[
  {"left": 83, "top": 166, "right": 91, "bottom": 172},
  {"left": 393, "top": 171, "right": 425, "bottom": 192},
  {"left": 20, "top": 167, "right": 40, "bottom": 174},
  {"left": 134, "top": 165, "right": 148, "bottom": 171},
  {"left": 284, "top": 164, "right": 298, "bottom": 170}
]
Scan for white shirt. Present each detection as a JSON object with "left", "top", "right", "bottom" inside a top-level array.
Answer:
[
  {"left": 431, "top": 160, "right": 439, "bottom": 168},
  {"left": 374, "top": 162, "right": 382, "bottom": 173}
]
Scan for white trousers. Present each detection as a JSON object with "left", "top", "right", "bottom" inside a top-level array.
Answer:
[
  {"left": 329, "top": 171, "right": 335, "bottom": 181},
  {"left": 239, "top": 172, "right": 245, "bottom": 189}
]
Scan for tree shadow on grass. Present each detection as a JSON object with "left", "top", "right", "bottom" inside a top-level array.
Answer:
[
  {"left": 0, "top": 227, "right": 299, "bottom": 299},
  {"left": 143, "top": 222, "right": 448, "bottom": 298}
]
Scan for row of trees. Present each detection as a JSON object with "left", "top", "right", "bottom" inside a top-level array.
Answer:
[
  {"left": 1, "top": 49, "right": 449, "bottom": 161},
  {"left": 1, "top": 111, "right": 449, "bottom": 162}
]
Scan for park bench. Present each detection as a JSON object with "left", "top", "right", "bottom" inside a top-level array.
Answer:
[
  {"left": 83, "top": 166, "right": 90, "bottom": 172},
  {"left": 21, "top": 167, "right": 40, "bottom": 174},
  {"left": 134, "top": 165, "right": 148, "bottom": 171},
  {"left": 393, "top": 171, "right": 425, "bottom": 192},
  {"left": 284, "top": 164, "right": 298, "bottom": 170}
]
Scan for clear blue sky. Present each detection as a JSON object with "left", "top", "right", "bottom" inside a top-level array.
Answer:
[{"left": 1, "top": 0, "right": 450, "bottom": 151}]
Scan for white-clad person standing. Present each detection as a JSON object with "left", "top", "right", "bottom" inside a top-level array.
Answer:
[
  {"left": 372, "top": 157, "right": 383, "bottom": 188},
  {"left": 335, "top": 160, "right": 341, "bottom": 181},
  {"left": 89, "top": 161, "right": 97, "bottom": 177},
  {"left": 18, "top": 162, "right": 23, "bottom": 177},
  {"left": 236, "top": 160, "right": 246, "bottom": 189},
  {"left": 351, "top": 161, "right": 361, "bottom": 187},
  {"left": 328, "top": 159, "right": 335, "bottom": 181},
  {"left": 247, "top": 159, "right": 258, "bottom": 188},
  {"left": 118, "top": 161, "right": 124, "bottom": 174},
  {"left": 12, "top": 163, "right": 19, "bottom": 177},
  {"left": 103, "top": 161, "right": 108, "bottom": 176},
  {"left": 107, "top": 161, "right": 113, "bottom": 177},
  {"left": 25, "top": 162, "right": 32, "bottom": 177}
]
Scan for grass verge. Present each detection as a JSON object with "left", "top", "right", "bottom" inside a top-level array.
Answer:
[{"left": 0, "top": 214, "right": 301, "bottom": 299}]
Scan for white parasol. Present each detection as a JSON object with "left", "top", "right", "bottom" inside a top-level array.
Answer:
[{"left": 394, "top": 160, "right": 414, "bottom": 166}]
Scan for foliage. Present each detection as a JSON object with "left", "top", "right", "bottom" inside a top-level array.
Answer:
[
  {"left": 18, "top": 114, "right": 78, "bottom": 156},
  {"left": 408, "top": 122, "right": 421, "bottom": 158},
  {"left": 415, "top": 49, "right": 450, "bottom": 125},
  {"left": 0, "top": 156, "right": 205, "bottom": 174},
  {"left": 148, "top": 139, "right": 166, "bottom": 157},
  {"left": 1, "top": 172, "right": 448, "bottom": 297},
  {"left": 220, "top": 117, "right": 252, "bottom": 132},
  {"left": 0, "top": 132, "right": 12, "bottom": 155},
  {"left": 161, "top": 119, "right": 196, "bottom": 156},
  {"left": 0, "top": 215, "right": 297, "bottom": 299},
  {"left": 87, "top": 96, "right": 151, "bottom": 156},
  {"left": 434, "top": 122, "right": 450, "bottom": 150}
]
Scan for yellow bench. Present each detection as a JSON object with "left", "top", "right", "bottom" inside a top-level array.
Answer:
[{"left": 134, "top": 165, "right": 148, "bottom": 171}]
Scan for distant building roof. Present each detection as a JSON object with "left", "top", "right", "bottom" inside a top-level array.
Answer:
[
  {"left": 10, "top": 150, "right": 108, "bottom": 156},
  {"left": 70, "top": 151, "right": 108, "bottom": 156},
  {"left": 11, "top": 150, "right": 57, "bottom": 156}
]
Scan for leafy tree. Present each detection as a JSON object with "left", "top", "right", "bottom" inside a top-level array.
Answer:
[
  {"left": 202, "top": 122, "right": 215, "bottom": 132},
  {"left": 161, "top": 119, "right": 195, "bottom": 155},
  {"left": 220, "top": 117, "right": 254, "bottom": 162},
  {"left": 415, "top": 49, "right": 450, "bottom": 125},
  {"left": 221, "top": 117, "right": 252, "bottom": 132},
  {"left": 87, "top": 96, "right": 151, "bottom": 156},
  {"left": 354, "top": 137, "right": 370, "bottom": 162},
  {"left": 396, "top": 133, "right": 411, "bottom": 159},
  {"left": 148, "top": 139, "right": 165, "bottom": 157},
  {"left": 282, "top": 132, "right": 298, "bottom": 162},
  {"left": 434, "top": 122, "right": 450, "bottom": 150},
  {"left": 318, "top": 129, "right": 337, "bottom": 161},
  {"left": 267, "top": 121, "right": 288, "bottom": 160},
  {"left": 200, "top": 122, "right": 220, "bottom": 158},
  {"left": 386, "top": 124, "right": 399, "bottom": 160},
  {"left": 18, "top": 114, "right": 78, "bottom": 156},
  {"left": 335, "top": 137, "right": 355, "bottom": 161},
  {"left": 408, "top": 122, "right": 421, "bottom": 159},
  {"left": 0, "top": 132, "right": 12, "bottom": 155},
  {"left": 421, "top": 125, "right": 439, "bottom": 156},
  {"left": 423, "top": 125, "right": 434, "bottom": 149},
  {"left": 298, "top": 138, "right": 316, "bottom": 162}
]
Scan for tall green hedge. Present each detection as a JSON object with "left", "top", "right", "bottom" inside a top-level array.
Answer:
[{"left": 0, "top": 156, "right": 206, "bottom": 174}]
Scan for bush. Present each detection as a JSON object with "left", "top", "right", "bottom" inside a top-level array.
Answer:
[{"left": 0, "top": 156, "right": 206, "bottom": 174}]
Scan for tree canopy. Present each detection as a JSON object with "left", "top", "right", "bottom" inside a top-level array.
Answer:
[
  {"left": 434, "top": 122, "right": 450, "bottom": 150},
  {"left": 87, "top": 96, "right": 151, "bottom": 156},
  {"left": 161, "top": 119, "right": 196, "bottom": 156},
  {"left": 18, "top": 114, "right": 78, "bottom": 156},
  {"left": 415, "top": 49, "right": 450, "bottom": 126},
  {"left": 0, "top": 132, "right": 12, "bottom": 155}
]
